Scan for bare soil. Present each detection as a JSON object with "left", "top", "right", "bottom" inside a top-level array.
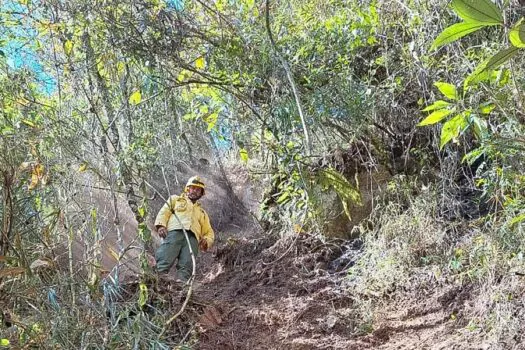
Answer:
[{"left": 171, "top": 226, "right": 483, "bottom": 350}]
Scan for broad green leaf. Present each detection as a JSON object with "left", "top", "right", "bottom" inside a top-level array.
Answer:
[
  {"left": 64, "top": 40, "right": 73, "bottom": 56},
  {"left": 431, "top": 22, "right": 486, "bottom": 50},
  {"left": 462, "top": 147, "right": 485, "bottom": 165},
  {"left": 129, "top": 90, "right": 141, "bottom": 105},
  {"left": 451, "top": 0, "right": 503, "bottom": 25},
  {"left": 422, "top": 100, "right": 451, "bottom": 112},
  {"left": 434, "top": 82, "right": 458, "bottom": 100},
  {"left": 509, "top": 22, "right": 525, "bottom": 48},
  {"left": 239, "top": 148, "right": 249, "bottom": 163},
  {"left": 418, "top": 109, "right": 454, "bottom": 126},
  {"left": 195, "top": 56, "right": 205, "bottom": 69},
  {"left": 440, "top": 112, "right": 469, "bottom": 149},
  {"left": 479, "top": 102, "right": 495, "bottom": 114},
  {"left": 465, "top": 47, "right": 520, "bottom": 87},
  {"left": 471, "top": 116, "right": 488, "bottom": 140},
  {"left": 0, "top": 339, "right": 9, "bottom": 346}
]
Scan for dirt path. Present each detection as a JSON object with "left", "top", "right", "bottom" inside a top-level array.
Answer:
[{"left": 186, "top": 230, "right": 476, "bottom": 350}]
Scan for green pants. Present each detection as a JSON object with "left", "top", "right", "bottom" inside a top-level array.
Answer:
[{"left": 155, "top": 229, "right": 199, "bottom": 281}]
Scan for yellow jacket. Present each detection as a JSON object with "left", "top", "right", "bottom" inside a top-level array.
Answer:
[{"left": 154, "top": 193, "right": 214, "bottom": 247}]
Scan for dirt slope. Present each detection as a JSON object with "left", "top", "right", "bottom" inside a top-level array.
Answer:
[
  {"left": 183, "top": 227, "right": 481, "bottom": 350},
  {"left": 95, "top": 164, "right": 484, "bottom": 349}
]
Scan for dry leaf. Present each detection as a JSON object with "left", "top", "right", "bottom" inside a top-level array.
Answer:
[{"left": 0, "top": 267, "right": 26, "bottom": 277}]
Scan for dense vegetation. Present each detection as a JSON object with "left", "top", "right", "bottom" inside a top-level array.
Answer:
[{"left": 2, "top": 0, "right": 525, "bottom": 348}]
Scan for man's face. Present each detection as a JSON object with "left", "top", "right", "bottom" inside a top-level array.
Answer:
[{"left": 187, "top": 185, "right": 204, "bottom": 201}]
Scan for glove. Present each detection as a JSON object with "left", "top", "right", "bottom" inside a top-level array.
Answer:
[
  {"left": 199, "top": 239, "right": 208, "bottom": 252},
  {"left": 157, "top": 226, "right": 167, "bottom": 239}
]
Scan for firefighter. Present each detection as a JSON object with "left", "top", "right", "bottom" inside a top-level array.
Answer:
[{"left": 154, "top": 176, "right": 214, "bottom": 282}]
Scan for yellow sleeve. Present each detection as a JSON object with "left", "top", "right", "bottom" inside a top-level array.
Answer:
[
  {"left": 154, "top": 196, "right": 175, "bottom": 228},
  {"left": 200, "top": 210, "right": 215, "bottom": 248}
]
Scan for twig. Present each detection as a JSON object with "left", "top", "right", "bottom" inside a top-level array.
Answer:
[
  {"left": 262, "top": 233, "right": 299, "bottom": 266},
  {"left": 180, "top": 325, "right": 195, "bottom": 344}
]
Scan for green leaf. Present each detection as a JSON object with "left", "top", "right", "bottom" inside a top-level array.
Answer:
[
  {"left": 22, "top": 119, "right": 36, "bottom": 127},
  {"left": 317, "top": 167, "right": 361, "bottom": 220},
  {"left": 276, "top": 191, "right": 291, "bottom": 204},
  {"left": 239, "top": 148, "right": 249, "bottom": 163},
  {"left": 64, "top": 40, "right": 73, "bottom": 56},
  {"left": 0, "top": 339, "right": 9, "bottom": 347},
  {"left": 430, "top": 22, "right": 486, "bottom": 50},
  {"left": 509, "top": 213, "right": 525, "bottom": 227},
  {"left": 1, "top": 126, "right": 14, "bottom": 135},
  {"left": 451, "top": 0, "right": 503, "bottom": 25},
  {"left": 195, "top": 56, "right": 205, "bottom": 69},
  {"left": 205, "top": 112, "right": 218, "bottom": 132},
  {"left": 422, "top": 100, "right": 451, "bottom": 112},
  {"left": 479, "top": 102, "right": 495, "bottom": 114},
  {"left": 465, "top": 47, "right": 520, "bottom": 87},
  {"left": 509, "top": 21, "right": 525, "bottom": 48},
  {"left": 434, "top": 82, "right": 458, "bottom": 100},
  {"left": 78, "top": 162, "right": 88, "bottom": 172},
  {"left": 418, "top": 109, "right": 454, "bottom": 126},
  {"left": 199, "top": 105, "right": 209, "bottom": 114},
  {"left": 497, "top": 69, "right": 511, "bottom": 87},
  {"left": 471, "top": 116, "right": 488, "bottom": 140},
  {"left": 138, "top": 283, "right": 148, "bottom": 307},
  {"left": 216, "top": 0, "right": 225, "bottom": 11},
  {"left": 462, "top": 147, "right": 485, "bottom": 165},
  {"left": 129, "top": 90, "right": 141, "bottom": 105},
  {"left": 440, "top": 112, "right": 470, "bottom": 149},
  {"left": 138, "top": 223, "right": 151, "bottom": 241}
]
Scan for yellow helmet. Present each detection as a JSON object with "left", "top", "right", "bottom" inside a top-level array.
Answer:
[{"left": 185, "top": 176, "right": 206, "bottom": 193}]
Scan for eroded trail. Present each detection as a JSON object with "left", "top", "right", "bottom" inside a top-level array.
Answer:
[{"left": 187, "top": 230, "right": 472, "bottom": 350}]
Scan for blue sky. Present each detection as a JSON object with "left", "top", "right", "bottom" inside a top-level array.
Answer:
[
  {"left": 1, "top": 0, "right": 56, "bottom": 94},
  {"left": 1, "top": 0, "right": 185, "bottom": 95}
]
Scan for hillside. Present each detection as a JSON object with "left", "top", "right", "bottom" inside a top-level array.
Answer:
[{"left": 3, "top": 0, "right": 525, "bottom": 348}]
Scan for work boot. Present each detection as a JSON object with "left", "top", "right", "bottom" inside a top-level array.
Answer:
[{"left": 158, "top": 273, "right": 183, "bottom": 285}]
